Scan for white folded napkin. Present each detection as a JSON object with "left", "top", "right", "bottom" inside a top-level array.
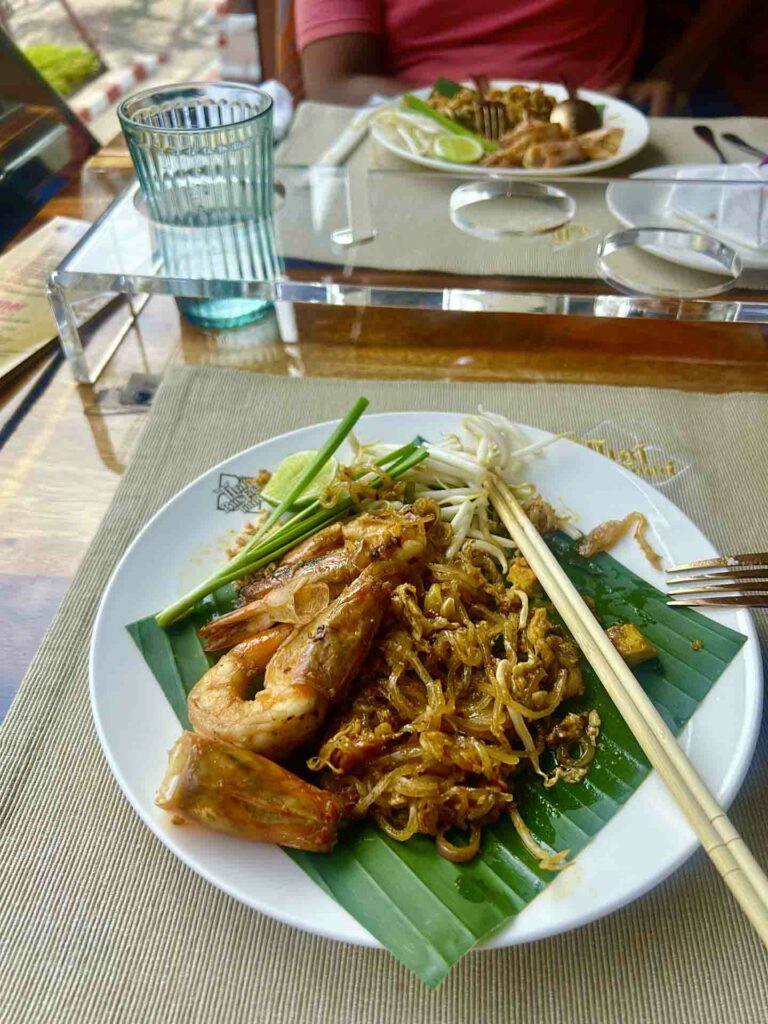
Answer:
[
  {"left": 273, "top": 89, "right": 387, "bottom": 156},
  {"left": 314, "top": 95, "right": 394, "bottom": 166},
  {"left": 258, "top": 79, "right": 294, "bottom": 141},
  {"left": 665, "top": 163, "right": 768, "bottom": 251}
]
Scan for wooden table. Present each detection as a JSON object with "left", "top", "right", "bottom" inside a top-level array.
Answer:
[{"left": 2, "top": 150, "right": 768, "bottom": 721}]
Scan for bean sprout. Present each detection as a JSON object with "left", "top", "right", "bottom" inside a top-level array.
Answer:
[{"left": 368, "top": 409, "right": 569, "bottom": 569}]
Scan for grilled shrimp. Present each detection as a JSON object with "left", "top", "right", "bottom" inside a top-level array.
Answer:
[
  {"left": 199, "top": 548, "right": 364, "bottom": 651},
  {"left": 278, "top": 522, "right": 344, "bottom": 566},
  {"left": 200, "top": 501, "right": 440, "bottom": 652},
  {"left": 188, "top": 566, "right": 392, "bottom": 759},
  {"left": 242, "top": 502, "right": 439, "bottom": 601}
]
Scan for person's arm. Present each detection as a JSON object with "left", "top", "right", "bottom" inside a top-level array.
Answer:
[
  {"left": 300, "top": 33, "right": 409, "bottom": 104},
  {"left": 627, "top": 0, "right": 754, "bottom": 114}
]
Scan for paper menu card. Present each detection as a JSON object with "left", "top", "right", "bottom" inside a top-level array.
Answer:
[{"left": 0, "top": 216, "right": 106, "bottom": 382}]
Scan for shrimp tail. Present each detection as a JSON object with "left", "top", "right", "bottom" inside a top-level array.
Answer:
[
  {"left": 208, "top": 623, "right": 291, "bottom": 666},
  {"left": 199, "top": 583, "right": 332, "bottom": 652},
  {"left": 199, "top": 605, "right": 276, "bottom": 651},
  {"left": 278, "top": 522, "right": 345, "bottom": 566}
]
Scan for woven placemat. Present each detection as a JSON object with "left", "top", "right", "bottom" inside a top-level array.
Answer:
[{"left": 2, "top": 368, "right": 767, "bottom": 1023}]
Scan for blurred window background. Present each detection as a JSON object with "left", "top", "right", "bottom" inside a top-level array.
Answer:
[
  {"left": 0, "top": 0, "right": 266, "bottom": 142},
  {"left": 0, "top": 0, "right": 262, "bottom": 240}
]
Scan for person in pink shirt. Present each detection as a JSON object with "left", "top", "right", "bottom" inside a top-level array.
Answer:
[{"left": 295, "top": 0, "right": 754, "bottom": 115}]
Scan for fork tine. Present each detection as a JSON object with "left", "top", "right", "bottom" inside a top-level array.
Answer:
[
  {"left": 667, "top": 595, "right": 768, "bottom": 608},
  {"left": 667, "top": 580, "right": 768, "bottom": 596},
  {"left": 473, "top": 100, "right": 506, "bottom": 141},
  {"left": 667, "top": 553, "right": 768, "bottom": 573},
  {"left": 494, "top": 103, "right": 506, "bottom": 140},
  {"left": 668, "top": 567, "right": 768, "bottom": 585}
]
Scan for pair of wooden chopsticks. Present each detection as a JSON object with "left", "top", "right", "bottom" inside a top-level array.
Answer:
[{"left": 488, "top": 476, "right": 768, "bottom": 947}]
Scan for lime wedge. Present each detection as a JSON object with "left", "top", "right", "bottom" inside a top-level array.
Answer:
[
  {"left": 261, "top": 450, "right": 339, "bottom": 509},
  {"left": 434, "top": 134, "right": 483, "bottom": 164}
]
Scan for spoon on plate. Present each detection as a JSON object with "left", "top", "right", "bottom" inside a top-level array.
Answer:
[{"left": 693, "top": 125, "right": 727, "bottom": 163}]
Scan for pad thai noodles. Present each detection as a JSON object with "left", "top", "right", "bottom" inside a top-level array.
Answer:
[
  {"left": 309, "top": 539, "right": 591, "bottom": 866},
  {"left": 155, "top": 407, "right": 661, "bottom": 867},
  {"left": 428, "top": 82, "right": 556, "bottom": 129}
]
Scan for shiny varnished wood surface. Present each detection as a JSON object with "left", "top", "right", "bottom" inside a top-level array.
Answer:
[{"left": 2, "top": 152, "right": 768, "bottom": 719}]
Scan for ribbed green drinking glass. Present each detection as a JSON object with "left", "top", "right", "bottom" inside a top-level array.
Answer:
[{"left": 119, "top": 81, "right": 275, "bottom": 328}]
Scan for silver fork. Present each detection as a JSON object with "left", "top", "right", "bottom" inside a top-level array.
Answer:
[
  {"left": 472, "top": 76, "right": 507, "bottom": 141},
  {"left": 666, "top": 553, "right": 768, "bottom": 607}
]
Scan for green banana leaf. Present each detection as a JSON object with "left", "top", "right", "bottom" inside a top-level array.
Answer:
[{"left": 127, "top": 533, "right": 746, "bottom": 987}]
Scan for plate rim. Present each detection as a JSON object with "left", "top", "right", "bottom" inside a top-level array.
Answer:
[
  {"left": 89, "top": 411, "right": 763, "bottom": 950},
  {"left": 371, "top": 79, "right": 649, "bottom": 178}
]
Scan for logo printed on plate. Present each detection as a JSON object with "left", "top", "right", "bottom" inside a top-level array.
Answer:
[{"left": 214, "top": 473, "right": 263, "bottom": 513}]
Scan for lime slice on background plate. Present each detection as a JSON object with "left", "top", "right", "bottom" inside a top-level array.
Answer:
[
  {"left": 260, "top": 450, "right": 339, "bottom": 508},
  {"left": 433, "top": 134, "right": 484, "bottom": 164}
]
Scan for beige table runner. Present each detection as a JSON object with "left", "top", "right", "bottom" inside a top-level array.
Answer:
[
  {"left": 3, "top": 368, "right": 767, "bottom": 1023},
  {"left": 276, "top": 103, "right": 768, "bottom": 279}
]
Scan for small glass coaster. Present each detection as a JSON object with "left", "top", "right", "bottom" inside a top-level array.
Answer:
[
  {"left": 449, "top": 179, "right": 576, "bottom": 240},
  {"left": 597, "top": 227, "right": 742, "bottom": 298}
]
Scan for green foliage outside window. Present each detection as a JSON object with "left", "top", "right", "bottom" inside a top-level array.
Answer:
[{"left": 24, "top": 44, "right": 100, "bottom": 96}]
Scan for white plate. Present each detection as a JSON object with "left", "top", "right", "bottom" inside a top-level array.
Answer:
[
  {"left": 606, "top": 164, "right": 768, "bottom": 272},
  {"left": 90, "top": 412, "right": 761, "bottom": 949},
  {"left": 371, "top": 80, "right": 649, "bottom": 177}
]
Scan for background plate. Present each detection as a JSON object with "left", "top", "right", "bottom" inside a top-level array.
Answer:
[{"left": 371, "top": 80, "right": 649, "bottom": 177}]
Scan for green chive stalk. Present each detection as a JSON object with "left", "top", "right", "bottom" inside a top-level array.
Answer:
[
  {"left": 402, "top": 94, "right": 498, "bottom": 152},
  {"left": 211, "top": 445, "right": 428, "bottom": 594},
  {"left": 221, "top": 437, "right": 423, "bottom": 581},
  {"left": 234, "top": 396, "right": 370, "bottom": 563}
]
